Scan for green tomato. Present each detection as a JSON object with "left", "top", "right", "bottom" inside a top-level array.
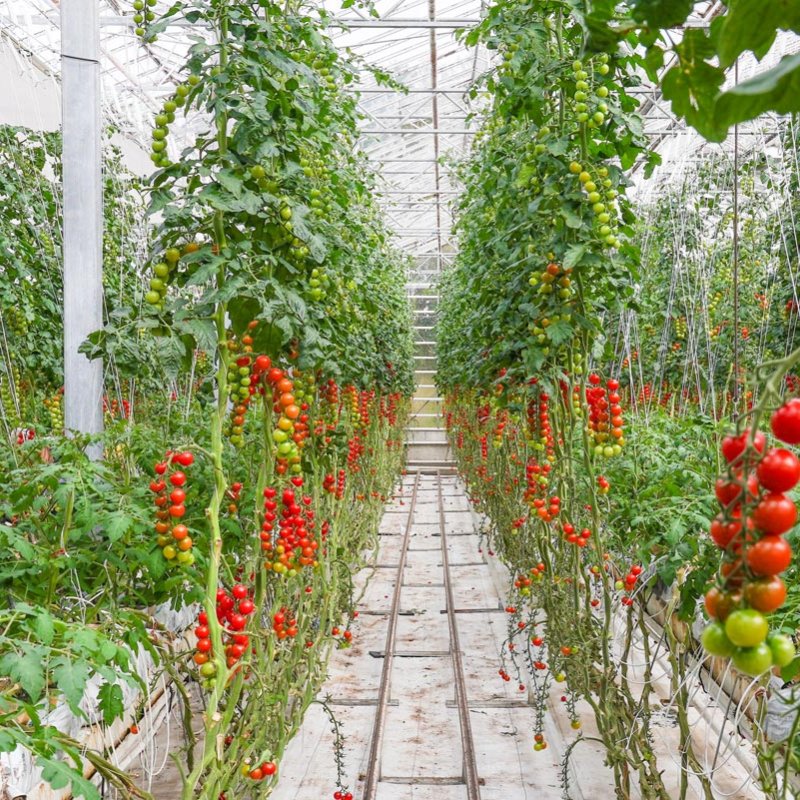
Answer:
[
  {"left": 200, "top": 662, "right": 217, "bottom": 678},
  {"left": 767, "top": 634, "right": 796, "bottom": 667},
  {"left": 154, "top": 262, "right": 170, "bottom": 278},
  {"left": 145, "top": 290, "right": 161, "bottom": 305},
  {"left": 732, "top": 643, "right": 773, "bottom": 677},
  {"left": 725, "top": 609, "right": 769, "bottom": 648},
  {"left": 701, "top": 622, "right": 735, "bottom": 657}
]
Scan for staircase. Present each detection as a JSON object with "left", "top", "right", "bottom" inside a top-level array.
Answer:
[{"left": 405, "top": 260, "right": 455, "bottom": 473}]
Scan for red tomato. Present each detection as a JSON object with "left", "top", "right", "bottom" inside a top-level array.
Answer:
[
  {"left": 752, "top": 493, "right": 797, "bottom": 535},
  {"left": 720, "top": 430, "right": 766, "bottom": 464},
  {"left": 756, "top": 448, "right": 800, "bottom": 493},
  {"left": 714, "top": 473, "right": 758, "bottom": 508},
  {"left": 747, "top": 534, "right": 793, "bottom": 576},
  {"left": 709, "top": 512, "right": 742, "bottom": 549},
  {"left": 771, "top": 397, "right": 800, "bottom": 444},
  {"left": 744, "top": 575, "right": 786, "bottom": 613}
]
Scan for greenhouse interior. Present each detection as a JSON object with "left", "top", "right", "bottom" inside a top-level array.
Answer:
[{"left": 1, "top": 0, "right": 800, "bottom": 798}]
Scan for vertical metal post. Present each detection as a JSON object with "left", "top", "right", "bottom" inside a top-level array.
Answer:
[{"left": 62, "top": 0, "right": 104, "bottom": 456}]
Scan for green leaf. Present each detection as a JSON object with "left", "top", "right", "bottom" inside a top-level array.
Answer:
[
  {"left": 563, "top": 244, "right": 588, "bottom": 269},
  {"left": 632, "top": 0, "right": 694, "bottom": 28},
  {"left": 781, "top": 655, "right": 800, "bottom": 683},
  {"left": 105, "top": 513, "right": 133, "bottom": 544},
  {"left": 713, "top": 53, "right": 800, "bottom": 138},
  {"left": 0, "top": 645, "right": 45, "bottom": 701},
  {"left": 37, "top": 756, "right": 101, "bottom": 800},
  {"left": 717, "top": 0, "right": 800, "bottom": 68},
  {"left": 52, "top": 657, "right": 91, "bottom": 716},
  {"left": 35, "top": 610, "right": 56, "bottom": 645},
  {"left": 97, "top": 681, "right": 125, "bottom": 725}
]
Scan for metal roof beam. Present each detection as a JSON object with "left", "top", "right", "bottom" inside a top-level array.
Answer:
[{"left": 338, "top": 19, "right": 479, "bottom": 28}]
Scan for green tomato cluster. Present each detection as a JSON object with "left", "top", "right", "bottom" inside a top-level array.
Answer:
[
  {"left": 702, "top": 610, "right": 796, "bottom": 677},
  {"left": 131, "top": 0, "right": 157, "bottom": 39}
]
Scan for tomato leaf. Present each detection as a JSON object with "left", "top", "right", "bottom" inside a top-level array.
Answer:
[
  {"left": 52, "top": 657, "right": 92, "bottom": 717},
  {"left": 780, "top": 655, "right": 800, "bottom": 683},
  {"left": 37, "top": 756, "right": 101, "bottom": 800},
  {"left": 97, "top": 681, "right": 125, "bottom": 725},
  {"left": 0, "top": 644, "right": 45, "bottom": 701},
  {"left": 35, "top": 610, "right": 56, "bottom": 646},
  {"left": 717, "top": 0, "right": 800, "bottom": 68}
]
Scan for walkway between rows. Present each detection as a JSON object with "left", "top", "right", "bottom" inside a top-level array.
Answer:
[{"left": 271, "top": 472, "right": 608, "bottom": 800}]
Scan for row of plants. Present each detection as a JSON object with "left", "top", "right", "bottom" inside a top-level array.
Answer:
[
  {"left": 439, "top": 0, "right": 800, "bottom": 797},
  {"left": 0, "top": 1, "right": 414, "bottom": 798},
  {"left": 613, "top": 121, "right": 800, "bottom": 419}
]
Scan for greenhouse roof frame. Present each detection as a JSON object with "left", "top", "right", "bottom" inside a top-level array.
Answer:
[{"left": 0, "top": 0, "right": 798, "bottom": 258}]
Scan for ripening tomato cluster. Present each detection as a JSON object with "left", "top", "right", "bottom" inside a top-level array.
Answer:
[
  {"left": 322, "top": 469, "right": 346, "bottom": 499},
  {"left": 524, "top": 459, "right": 552, "bottom": 503},
  {"left": 14, "top": 428, "right": 35, "bottom": 445},
  {"left": 493, "top": 412, "right": 507, "bottom": 448},
  {"left": 347, "top": 434, "right": 365, "bottom": 471},
  {"left": 242, "top": 759, "right": 277, "bottom": 782},
  {"left": 532, "top": 495, "right": 561, "bottom": 522},
  {"left": 563, "top": 522, "right": 592, "bottom": 548},
  {"left": 192, "top": 584, "right": 255, "bottom": 684},
  {"left": 261, "top": 478, "right": 319, "bottom": 576},
  {"left": 102, "top": 395, "right": 130, "bottom": 420},
  {"left": 332, "top": 790, "right": 353, "bottom": 800},
  {"left": 597, "top": 474, "right": 610, "bottom": 494},
  {"left": 272, "top": 608, "right": 298, "bottom": 639},
  {"left": 701, "top": 400, "right": 800, "bottom": 676},
  {"left": 528, "top": 392, "right": 554, "bottom": 459},
  {"left": 587, "top": 375, "right": 624, "bottom": 457},
  {"left": 150, "top": 451, "right": 195, "bottom": 565},
  {"left": 226, "top": 482, "right": 243, "bottom": 514},
  {"left": 614, "top": 564, "right": 642, "bottom": 606},
  {"left": 43, "top": 387, "right": 64, "bottom": 431}
]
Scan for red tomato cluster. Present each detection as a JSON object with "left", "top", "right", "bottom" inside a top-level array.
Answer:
[
  {"left": 102, "top": 395, "right": 130, "bottom": 420},
  {"left": 587, "top": 375, "right": 624, "bottom": 457},
  {"left": 150, "top": 450, "right": 195, "bottom": 565},
  {"left": 245, "top": 760, "right": 277, "bottom": 782},
  {"left": 272, "top": 608, "right": 298, "bottom": 639},
  {"left": 701, "top": 402, "right": 800, "bottom": 676},
  {"left": 529, "top": 392, "right": 554, "bottom": 459},
  {"left": 192, "top": 583, "right": 255, "bottom": 684},
  {"left": 261, "top": 477, "right": 319, "bottom": 576},
  {"left": 332, "top": 791, "right": 353, "bottom": 800},
  {"left": 347, "top": 433, "right": 365, "bottom": 471},
  {"left": 563, "top": 522, "right": 591, "bottom": 548},
  {"left": 532, "top": 495, "right": 560, "bottom": 522},
  {"left": 15, "top": 428, "right": 35, "bottom": 445},
  {"left": 616, "top": 564, "right": 642, "bottom": 606},
  {"left": 597, "top": 474, "right": 610, "bottom": 494},
  {"left": 226, "top": 481, "right": 243, "bottom": 514},
  {"left": 524, "top": 459, "right": 552, "bottom": 502}
]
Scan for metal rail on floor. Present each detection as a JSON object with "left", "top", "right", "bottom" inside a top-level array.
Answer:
[
  {"left": 362, "top": 472, "right": 420, "bottom": 800},
  {"left": 436, "top": 471, "right": 482, "bottom": 800}
]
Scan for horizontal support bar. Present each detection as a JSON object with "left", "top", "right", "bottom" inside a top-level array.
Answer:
[
  {"left": 361, "top": 128, "right": 475, "bottom": 134},
  {"left": 356, "top": 87, "right": 470, "bottom": 94},
  {"left": 99, "top": 15, "right": 477, "bottom": 29},
  {"left": 340, "top": 18, "right": 479, "bottom": 28}
]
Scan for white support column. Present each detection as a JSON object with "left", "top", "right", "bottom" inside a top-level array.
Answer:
[{"left": 62, "top": 0, "right": 104, "bottom": 456}]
